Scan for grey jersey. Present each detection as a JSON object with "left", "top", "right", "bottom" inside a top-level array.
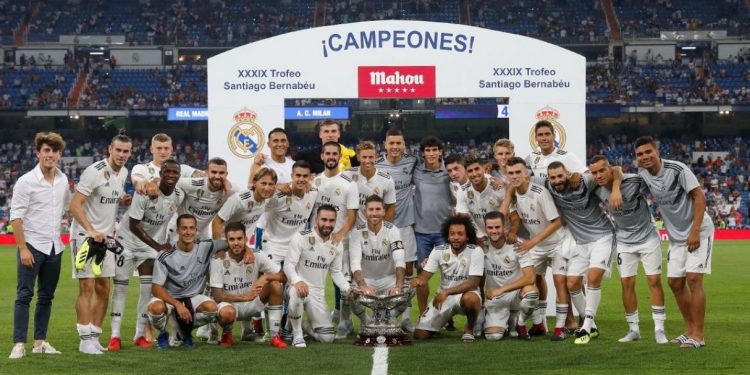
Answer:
[
  {"left": 376, "top": 154, "right": 417, "bottom": 228},
  {"left": 595, "top": 174, "right": 659, "bottom": 246},
  {"left": 152, "top": 239, "right": 226, "bottom": 298},
  {"left": 412, "top": 161, "right": 451, "bottom": 233},
  {"left": 638, "top": 159, "right": 714, "bottom": 243},
  {"left": 538, "top": 174, "right": 614, "bottom": 244}
]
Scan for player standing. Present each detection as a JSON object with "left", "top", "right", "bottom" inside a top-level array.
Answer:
[
  {"left": 109, "top": 160, "right": 181, "bottom": 351},
  {"left": 588, "top": 155, "right": 668, "bottom": 344},
  {"left": 69, "top": 133, "right": 132, "bottom": 354},
  {"left": 503, "top": 157, "right": 573, "bottom": 341},
  {"left": 525, "top": 120, "right": 586, "bottom": 178},
  {"left": 212, "top": 168, "right": 277, "bottom": 241},
  {"left": 411, "top": 216, "right": 484, "bottom": 342},
  {"left": 284, "top": 205, "right": 351, "bottom": 347},
  {"left": 635, "top": 136, "right": 713, "bottom": 349}
]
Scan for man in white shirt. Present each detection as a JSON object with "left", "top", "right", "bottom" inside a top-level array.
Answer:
[
  {"left": 525, "top": 121, "right": 586, "bottom": 179},
  {"left": 69, "top": 133, "right": 132, "bottom": 354},
  {"left": 9, "top": 132, "right": 70, "bottom": 359}
]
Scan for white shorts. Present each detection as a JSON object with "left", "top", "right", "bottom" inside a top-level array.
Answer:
[
  {"left": 484, "top": 289, "right": 521, "bottom": 330},
  {"left": 416, "top": 290, "right": 481, "bottom": 332},
  {"left": 617, "top": 236, "right": 663, "bottom": 278},
  {"left": 70, "top": 233, "right": 115, "bottom": 279},
  {"left": 567, "top": 234, "right": 616, "bottom": 277},
  {"left": 218, "top": 299, "right": 266, "bottom": 321},
  {"left": 399, "top": 225, "right": 417, "bottom": 262},
  {"left": 149, "top": 294, "right": 215, "bottom": 326},
  {"left": 288, "top": 287, "right": 334, "bottom": 331},
  {"left": 114, "top": 247, "right": 158, "bottom": 280},
  {"left": 667, "top": 235, "right": 713, "bottom": 278},
  {"left": 261, "top": 238, "right": 291, "bottom": 263},
  {"left": 529, "top": 246, "right": 568, "bottom": 276}
]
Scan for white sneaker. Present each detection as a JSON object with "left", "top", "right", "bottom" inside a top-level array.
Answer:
[
  {"left": 618, "top": 331, "right": 641, "bottom": 342},
  {"left": 78, "top": 340, "right": 103, "bottom": 355},
  {"left": 400, "top": 319, "right": 415, "bottom": 333},
  {"left": 292, "top": 337, "right": 307, "bottom": 348},
  {"left": 91, "top": 339, "right": 108, "bottom": 352},
  {"left": 32, "top": 341, "right": 61, "bottom": 354},
  {"left": 196, "top": 324, "right": 211, "bottom": 341},
  {"left": 654, "top": 329, "right": 668, "bottom": 344},
  {"left": 335, "top": 319, "right": 353, "bottom": 339},
  {"left": 9, "top": 343, "right": 25, "bottom": 359}
]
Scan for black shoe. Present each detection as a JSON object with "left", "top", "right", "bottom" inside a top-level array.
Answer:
[{"left": 445, "top": 319, "right": 457, "bottom": 332}]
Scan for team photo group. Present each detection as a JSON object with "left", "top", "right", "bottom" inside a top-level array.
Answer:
[{"left": 8, "top": 118, "right": 712, "bottom": 358}]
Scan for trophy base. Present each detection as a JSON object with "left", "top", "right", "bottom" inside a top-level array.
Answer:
[{"left": 354, "top": 333, "right": 411, "bottom": 347}]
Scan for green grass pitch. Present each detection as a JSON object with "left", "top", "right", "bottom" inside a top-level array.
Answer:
[{"left": 0, "top": 241, "right": 748, "bottom": 374}]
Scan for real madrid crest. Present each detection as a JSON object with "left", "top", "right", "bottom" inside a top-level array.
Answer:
[
  {"left": 315, "top": 179, "right": 322, "bottom": 187},
  {"left": 246, "top": 264, "right": 254, "bottom": 274},
  {"left": 460, "top": 258, "right": 467, "bottom": 268},
  {"left": 362, "top": 231, "right": 368, "bottom": 239},
  {"left": 228, "top": 107, "right": 266, "bottom": 159},
  {"left": 223, "top": 259, "right": 230, "bottom": 269},
  {"left": 467, "top": 190, "right": 474, "bottom": 200},
  {"left": 381, "top": 238, "right": 389, "bottom": 248},
  {"left": 148, "top": 167, "right": 155, "bottom": 175},
  {"left": 308, "top": 236, "right": 316, "bottom": 246},
  {"left": 443, "top": 252, "right": 450, "bottom": 262},
  {"left": 529, "top": 203, "right": 535, "bottom": 212},
  {"left": 328, "top": 247, "right": 335, "bottom": 256},
  {"left": 488, "top": 196, "right": 498, "bottom": 208},
  {"left": 373, "top": 187, "right": 380, "bottom": 196},
  {"left": 104, "top": 171, "right": 110, "bottom": 180},
  {"left": 351, "top": 174, "right": 358, "bottom": 182},
  {"left": 286, "top": 196, "right": 292, "bottom": 206},
  {"left": 334, "top": 187, "right": 341, "bottom": 196},
  {"left": 197, "top": 189, "right": 204, "bottom": 199},
  {"left": 529, "top": 106, "right": 567, "bottom": 152}
]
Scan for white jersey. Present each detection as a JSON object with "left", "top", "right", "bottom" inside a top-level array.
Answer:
[
  {"left": 449, "top": 180, "right": 470, "bottom": 207},
  {"left": 209, "top": 251, "right": 281, "bottom": 295},
  {"left": 116, "top": 189, "right": 181, "bottom": 250},
  {"left": 514, "top": 182, "right": 565, "bottom": 251},
  {"left": 283, "top": 229, "right": 350, "bottom": 292},
  {"left": 349, "top": 221, "right": 405, "bottom": 283},
  {"left": 343, "top": 167, "right": 396, "bottom": 226},
  {"left": 312, "top": 172, "right": 359, "bottom": 232},
  {"left": 423, "top": 243, "right": 484, "bottom": 292},
  {"left": 216, "top": 189, "right": 269, "bottom": 239},
  {"left": 131, "top": 161, "right": 196, "bottom": 181},
  {"left": 525, "top": 148, "right": 586, "bottom": 179},
  {"left": 263, "top": 188, "right": 319, "bottom": 258},
  {"left": 177, "top": 177, "right": 230, "bottom": 234},
  {"left": 71, "top": 159, "right": 128, "bottom": 236},
  {"left": 256, "top": 155, "right": 294, "bottom": 230},
  {"left": 455, "top": 174, "right": 508, "bottom": 238},
  {"left": 484, "top": 241, "right": 534, "bottom": 291}
]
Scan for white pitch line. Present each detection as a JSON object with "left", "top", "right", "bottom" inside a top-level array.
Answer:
[{"left": 371, "top": 346, "right": 389, "bottom": 375}]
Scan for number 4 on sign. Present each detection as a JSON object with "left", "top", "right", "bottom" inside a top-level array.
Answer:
[{"left": 497, "top": 105, "right": 509, "bottom": 118}]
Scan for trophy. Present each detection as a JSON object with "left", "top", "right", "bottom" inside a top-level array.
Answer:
[{"left": 354, "top": 285, "right": 415, "bottom": 347}]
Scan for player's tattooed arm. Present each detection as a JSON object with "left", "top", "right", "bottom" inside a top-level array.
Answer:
[
  {"left": 434, "top": 275, "right": 481, "bottom": 310},
  {"left": 384, "top": 203, "right": 395, "bottom": 222},
  {"left": 486, "top": 266, "right": 535, "bottom": 299},
  {"left": 332, "top": 209, "right": 357, "bottom": 245},
  {"left": 507, "top": 211, "right": 522, "bottom": 244}
]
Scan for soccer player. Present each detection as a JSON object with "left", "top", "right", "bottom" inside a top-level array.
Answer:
[
  {"left": 635, "top": 136, "right": 714, "bottom": 349},
  {"left": 9, "top": 132, "right": 69, "bottom": 359},
  {"left": 69, "top": 132, "right": 132, "bottom": 354},
  {"left": 210, "top": 222, "right": 287, "bottom": 348},
  {"left": 491, "top": 138, "right": 515, "bottom": 179},
  {"left": 589, "top": 155, "right": 668, "bottom": 344},
  {"left": 376, "top": 129, "right": 417, "bottom": 328},
  {"left": 147, "top": 214, "right": 225, "bottom": 350},
  {"left": 295, "top": 119, "right": 358, "bottom": 174},
  {"left": 248, "top": 128, "right": 295, "bottom": 189},
  {"left": 412, "top": 136, "right": 451, "bottom": 324},
  {"left": 212, "top": 168, "right": 277, "bottom": 241},
  {"left": 410, "top": 215, "right": 484, "bottom": 342},
  {"left": 445, "top": 154, "right": 470, "bottom": 215},
  {"left": 545, "top": 161, "right": 617, "bottom": 344},
  {"left": 503, "top": 157, "right": 572, "bottom": 341},
  {"left": 174, "top": 157, "right": 232, "bottom": 240},
  {"left": 482, "top": 211, "right": 539, "bottom": 341},
  {"left": 344, "top": 141, "right": 396, "bottom": 226},
  {"left": 284, "top": 205, "right": 352, "bottom": 348},
  {"left": 456, "top": 155, "right": 519, "bottom": 242},
  {"left": 130, "top": 133, "right": 201, "bottom": 195},
  {"left": 525, "top": 120, "right": 586, "bottom": 178},
  {"left": 109, "top": 160, "right": 182, "bottom": 351},
  {"left": 262, "top": 160, "right": 318, "bottom": 264},
  {"left": 349, "top": 195, "right": 406, "bottom": 323},
  {"left": 311, "top": 142, "right": 359, "bottom": 337}
]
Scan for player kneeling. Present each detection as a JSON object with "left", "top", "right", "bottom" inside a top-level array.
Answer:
[
  {"left": 482, "top": 212, "right": 539, "bottom": 341},
  {"left": 146, "top": 214, "right": 226, "bottom": 349},
  {"left": 410, "top": 216, "right": 484, "bottom": 342},
  {"left": 209, "top": 222, "right": 287, "bottom": 348}
]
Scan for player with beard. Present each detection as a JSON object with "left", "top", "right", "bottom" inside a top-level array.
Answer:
[
  {"left": 109, "top": 160, "right": 181, "bottom": 351},
  {"left": 284, "top": 205, "right": 351, "bottom": 347},
  {"left": 173, "top": 158, "right": 232, "bottom": 241},
  {"left": 212, "top": 168, "right": 277, "bottom": 241},
  {"left": 411, "top": 215, "right": 484, "bottom": 342},
  {"left": 210, "top": 222, "right": 288, "bottom": 348},
  {"left": 482, "top": 211, "right": 538, "bottom": 341}
]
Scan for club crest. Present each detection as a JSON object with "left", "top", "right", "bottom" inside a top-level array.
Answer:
[{"left": 228, "top": 108, "right": 266, "bottom": 159}]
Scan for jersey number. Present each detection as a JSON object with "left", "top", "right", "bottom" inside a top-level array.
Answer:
[{"left": 116, "top": 255, "right": 125, "bottom": 268}]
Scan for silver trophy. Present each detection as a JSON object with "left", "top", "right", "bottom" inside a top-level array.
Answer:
[{"left": 354, "top": 285, "right": 415, "bottom": 346}]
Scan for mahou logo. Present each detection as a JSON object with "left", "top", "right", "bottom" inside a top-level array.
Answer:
[{"left": 358, "top": 66, "right": 436, "bottom": 98}]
